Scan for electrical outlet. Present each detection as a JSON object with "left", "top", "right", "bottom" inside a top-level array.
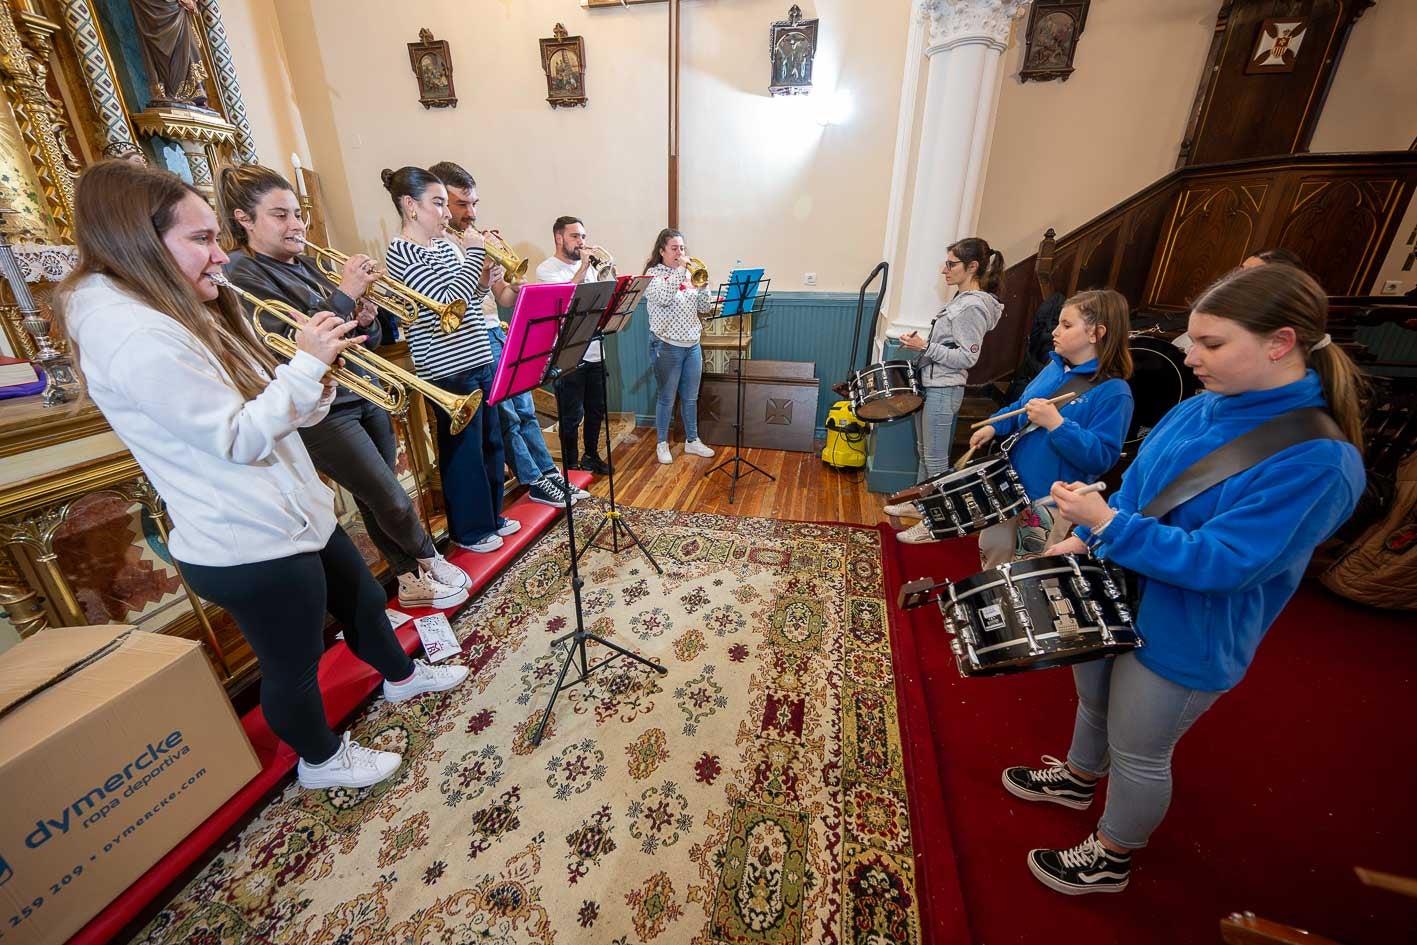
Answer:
[
  {"left": 803, "top": 272, "right": 817, "bottom": 286},
  {"left": 1380, "top": 280, "right": 1404, "bottom": 295}
]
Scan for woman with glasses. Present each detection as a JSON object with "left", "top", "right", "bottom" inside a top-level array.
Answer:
[{"left": 895, "top": 237, "right": 1005, "bottom": 486}]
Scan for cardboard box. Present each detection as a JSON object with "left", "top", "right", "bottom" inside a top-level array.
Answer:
[{"left": 0, "top": 626, "right": 259, "bottom": 945}]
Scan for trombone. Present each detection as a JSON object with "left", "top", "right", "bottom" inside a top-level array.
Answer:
[
  {"left": 209, "top": 273, "right": 482, "bottom": 435},
  {"left": 300, "top": 238, "right": 467, "bottom": 335},
  {"left": 687, "top": 257, "right": 709, "bottom": 289},
  {"left": 585, "top": 245, "right": 617, "bottom": 280},
  {"left": 447, "top": 226, "right": 529, "bottom": 285}
]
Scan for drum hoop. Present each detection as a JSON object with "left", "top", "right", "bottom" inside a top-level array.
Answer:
[
  {"left": 952, "top": 563, "right": 1105, "bottom": 601},
  {"left": 974, "top": 628, "right": 1114, "bottom": 656}
]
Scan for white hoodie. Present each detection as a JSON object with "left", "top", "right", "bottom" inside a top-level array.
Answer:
[{"left": 65, "top": 274, "right": 338, "bottom": 567}]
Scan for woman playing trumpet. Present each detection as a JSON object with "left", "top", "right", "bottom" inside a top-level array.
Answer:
[
  {"left": 220, "top": 164, "right": 471, "bottom": 608},
  {"left": 382, "top": 166, "right": 517, "bottom": 554},
  {"left": 53, "top": 160, "right": 468, "bottom": 791},
  {"left": 644, "top": 228, "right": 716, "bottom": 465}
]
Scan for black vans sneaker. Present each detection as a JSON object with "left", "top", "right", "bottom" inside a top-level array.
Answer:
[
  {"left": 528, "top": 477, "right": 570, "bottom": 507},
  {"left": 1002, "top": 755, "right": 1097, "bottom": 809},
  {"left": 1027, "top": 832, "right": 1131, "bottom": 895}
]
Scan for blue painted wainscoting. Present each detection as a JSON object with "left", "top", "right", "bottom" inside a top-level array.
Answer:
[{"left": 599, "top": 291, "right": 880, "bottom": 442}]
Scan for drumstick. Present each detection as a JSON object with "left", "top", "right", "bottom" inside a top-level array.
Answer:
[
  {"left": 970, "top": 391, "right": 1078, "bottom": 430},
  {"left": 953, "top": 445, "right": 979, "bottom": 470},
  {"left": 1035, "top": 481, "right": 1106, "bottom": 509}
]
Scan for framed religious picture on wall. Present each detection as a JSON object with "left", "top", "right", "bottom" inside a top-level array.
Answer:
[
  {"left": 408, "top": 28, "right": 457, "bottom": 109},
  {"left": 1019, "top": 1, "right": 1089, "bottom": 83},
  {"left": 540, "top": 23, "right": 587, "bottom": 108},
  {"left": 769, "top": 5, "right": 818, "bottom": 97},
  {"left": 1245, "top": 17, "right": 1309, "bottom": 75}
]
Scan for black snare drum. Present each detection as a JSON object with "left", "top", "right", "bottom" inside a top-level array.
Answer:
[
  {"left": 847, "top": 360, "right": 923, "bottom": 421},
  {"left": 906, "top": 555, "right": 1139, "bottom": 680},
  {"left": 932, "top": 554, "right": 1142, "bottom": 678},
  {"left": 1126, "top": 336, "right": 1200, "bottom": 449},
  {"left": 915, "top": 456, "right": 1028, "bottom": 539}
]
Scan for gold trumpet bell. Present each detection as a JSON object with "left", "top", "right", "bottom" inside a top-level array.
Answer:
[
  {"left": 688, "top": 257, "right": 709, "bottom": 289},
  {"left": 441, "top": 387, "right": 483, "bottom": 436}
]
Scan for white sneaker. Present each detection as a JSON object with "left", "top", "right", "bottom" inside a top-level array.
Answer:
[
  {"left": 297, "top": 731, "right": 402, "bottom": 790},
  {"left": 883, "top": 501, "right": 923, "bottom": 519},
  {"left": 419, "top": 554, "right": 471, "bottom": 590},
  {"left": 496, "top": 517, "right": 522, "bottom": 537},
  {"left": 656, "top": 442, "right": 673, "bottom": 464},
  {"left": 398, "top": 571, "right": 468, "bottom": 610},
  {"left": 684, "top": 439, "right": 715, "bottom": 458},
  {"left": 455, "top": 533, "right": 503, "bottom": 554},
  {"left": 383, "top": 658, "right": 470, "bottom": 703},
  {"left": 896, "top": 521, "right": 940, "bottom": 544},
  {"left": 549, "top": 472, "right": 591, "bottom": 501}
]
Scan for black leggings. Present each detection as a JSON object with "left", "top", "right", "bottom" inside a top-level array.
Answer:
[{"left": 179, "top": 527, "right": 415, "bottom": 764}]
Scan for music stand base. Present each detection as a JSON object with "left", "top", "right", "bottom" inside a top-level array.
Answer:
[
  {"left": 575, "top": 507, "right": 664, "bottom": 574},
  {"left": 531, "top": 629, "right": 668, "bottom": 746}
]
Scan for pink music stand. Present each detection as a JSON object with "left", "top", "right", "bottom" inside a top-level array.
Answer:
[{"left": 489, "top": 282, "right": 575, "bottom": 405}]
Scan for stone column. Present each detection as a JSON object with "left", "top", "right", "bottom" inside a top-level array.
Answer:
[
  {"left": 889, "top": 0, "right": 1028, "bottom": 338},
  {"left": 867, "top": 0, "right": 1027, "bottom": 495}
]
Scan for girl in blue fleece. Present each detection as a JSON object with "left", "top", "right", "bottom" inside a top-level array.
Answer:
[
  {"left": 1003, "top": 264, "right": 1366, "bottom": 896},
  {"left": 966, "top": 289, "right": 1134, "bottom": 565}
]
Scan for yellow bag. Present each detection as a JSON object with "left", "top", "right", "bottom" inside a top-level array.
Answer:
[{"left": 821, "top": 400, "right": 868, "bottom": 469}]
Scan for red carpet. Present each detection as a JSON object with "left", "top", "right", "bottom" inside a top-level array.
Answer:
[
  {"left": 65, "top": 473, "right": 592, "bottom": 945},
  {"left": 884, "top": 528, "right": 1417, "bottom": 945}
]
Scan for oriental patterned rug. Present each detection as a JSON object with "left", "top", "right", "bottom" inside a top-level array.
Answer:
[{"left": 135, "top": 510, "right": 921, "bottom": 945}]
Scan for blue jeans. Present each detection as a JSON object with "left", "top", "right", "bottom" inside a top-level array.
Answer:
[
  {"left": 487, "top": 328, "right": 556, "bottom": 485},
  {"left": 914, "top": 385, "right": 964, "bottom": 480},
  {"left": 1067, "top": 653, "right": 1226, "bottom": 849},
  {"left": 651, "top": 336, "right": 702, "bottom": 443},
  {"left": 431, "top": 363, "right": 505, "bottom": 544}
]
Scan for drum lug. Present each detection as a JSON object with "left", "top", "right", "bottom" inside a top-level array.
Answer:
[
  {"left": 1066, "top": 555, "right": 1093, "bottom": 598},
  {"left": 980, "top": 477, "right": 1005, "bottom": 514},
  {"left": 947, "top": 505, "right": 966, "bottom": 537},
  {"left": 1084, "top": 599, "right": 1117, "bottom": 645},
  {"left": 1000, "top": 564, "right": 1046, "bottom": 657}
]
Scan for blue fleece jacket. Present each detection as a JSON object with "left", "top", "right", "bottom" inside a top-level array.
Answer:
[
  {"left": 1076, "top": 371, "right": 1364, "bottom": 691},
  {"left": 991, "top": 353, "right": 1134, "bottom": 501}
]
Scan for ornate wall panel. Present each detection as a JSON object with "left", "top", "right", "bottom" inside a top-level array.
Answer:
[
  {"left": 1277, "top": 176, "right": 1404, "bottom": 296},
  {"left": 1148, "top": 179, "right": 1270, "bottom": 309}
]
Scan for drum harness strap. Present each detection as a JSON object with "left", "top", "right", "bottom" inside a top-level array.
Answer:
[
  {"left": 1137, "top": 407, "right": 1345, "bottom": 521},
  {"left": 999, "top": 371, "right": 1103, "bottom": 454}
]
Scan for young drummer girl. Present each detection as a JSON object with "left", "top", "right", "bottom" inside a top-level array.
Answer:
[
  {"left": 1004, "top": 263, "right": 1365, "bottom": 895},
  {"left": 896, "top": 289, "right": 1134, "bottom": 558}
]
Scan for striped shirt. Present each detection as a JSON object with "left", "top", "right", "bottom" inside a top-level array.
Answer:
[
  {"left": 384, "top": 236, "right": 491, "bottom": 379},
  {"left": 645, "top": 263, "right": 713, "bottom": 346}
]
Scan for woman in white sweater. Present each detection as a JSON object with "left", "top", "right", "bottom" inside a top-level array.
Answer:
[
  {"left": 643, "top": 228, "right": 716, "bottom": 465},
  {"left": 53, "top": 160, "right": 467, "bottom": 792}
]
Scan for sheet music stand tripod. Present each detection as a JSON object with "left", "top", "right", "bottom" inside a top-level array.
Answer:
[
  {"left": 704, "top": 273, "right": 773, "bottom": 504},
  {"left": 573, "top": 276, "right": 663, "bottom": 575},
  {"left": 498, "top": 282, "right": 668, "bottom": 747}
]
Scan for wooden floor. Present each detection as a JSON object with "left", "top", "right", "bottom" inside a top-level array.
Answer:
[{"left": 578, "top": 426, "right": 893, "bottom": 527}]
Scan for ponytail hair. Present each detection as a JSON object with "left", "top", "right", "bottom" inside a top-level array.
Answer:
[
  {"left": 1064, "top": 288, "right": 1133, "bottom": 380},
  {"left": 948, "top": 236, "right": 1005, "bottom": 297},
  {"left": 218, "top": 163, "right": 295, "bottom": 250},
  {"left": 1192, "top": 264, "right": 1367, "bottom": 450},
  {"left": 380, "top": 166, "right": 442, "bottom": 218}
]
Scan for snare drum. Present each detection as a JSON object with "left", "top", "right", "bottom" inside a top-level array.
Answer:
[
  {"left": 1126, "top": 336, "right": 1201, "bottom": 449},
  {"left": 936, "top": 554, "right": 1142, "bottom": 677},
  {"left": 915, "top": 455, "right": 1028, "bottom": 539},
  {"left": 847, "top": 360, "right": 923, "bottom": 421}
]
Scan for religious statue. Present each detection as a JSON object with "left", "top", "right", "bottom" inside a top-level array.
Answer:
[{"left": 130, "top": 0, "right": 209, "bottom": 108}]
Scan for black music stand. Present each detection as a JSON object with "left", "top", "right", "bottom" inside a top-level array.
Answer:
[
  {"left": 501, "top": 281, "right": 667, "bottom": 748},
  {"left": 704, "top": 274, "right": 773, "bottom": 504},
  {"left": 574, "top": 276, "right": 663, "bottom": 574}
]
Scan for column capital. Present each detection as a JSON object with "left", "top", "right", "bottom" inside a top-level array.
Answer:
[{"left": 917, "top": 0, "right": 1030, "bottom": 55}]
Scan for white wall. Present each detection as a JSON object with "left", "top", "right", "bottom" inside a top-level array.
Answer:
[
  {"left": 264, "top": 0, "right": 908, "bottom": 293},
  {"left": 975, "top": 0, "right": 1216, "bottom": 271}
]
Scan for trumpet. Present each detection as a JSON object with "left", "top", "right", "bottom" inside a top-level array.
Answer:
[
  {"left": 584, "top": 245, "right": 616, "bottom": 280},
  {"left": 687, "top": 257, "right": 709, "bottom": 289},
  {"left": 300, "top": 239, "right": 466, "bottom": 335},
  {"left": 447, "top": 226, "right": 529, "bottom": 285},
  {"left": 209, "top": 273, "right": 482, "bottom": 435}
]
